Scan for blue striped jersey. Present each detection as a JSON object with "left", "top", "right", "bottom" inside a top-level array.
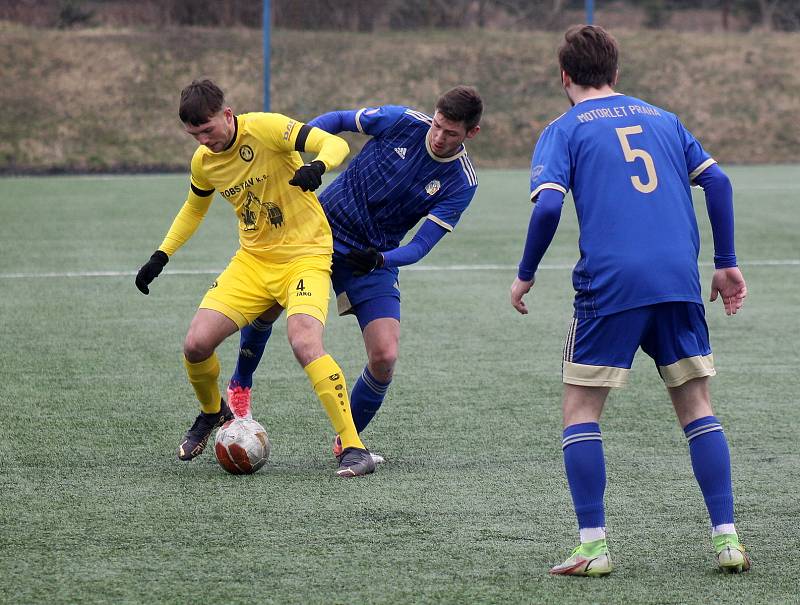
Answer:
[
  {"left": 530, "top": 94, "right": 715, "bottom": 318},
  {"left": 319, "top": 105, "right": 478, "bottom": 252}
]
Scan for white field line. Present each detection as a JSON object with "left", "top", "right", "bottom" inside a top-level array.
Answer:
[{"left": 1, "top": 259, "right": 799, "bottom": 279}]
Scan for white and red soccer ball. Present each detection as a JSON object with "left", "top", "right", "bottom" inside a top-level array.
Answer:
[{"left": 214, "top": 418, "right": 270, "bottom": 475}]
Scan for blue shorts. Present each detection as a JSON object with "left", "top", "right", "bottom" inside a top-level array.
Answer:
[
  {"left": 562, "top": 302, "right": 715, "bottom": 388},
  {"left": 331, "top": 252, "right": 401, "bottom": 330}
]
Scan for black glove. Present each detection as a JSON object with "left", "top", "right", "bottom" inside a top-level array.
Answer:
[
  {"left": 288, "top": 160, "right": 326, "bottom": 192},
  {"left": 345, "top": 247, "right": 384, "bottom": 277},
  {"left": 135, "top": 250, "right": 169, "bottom": 295}
]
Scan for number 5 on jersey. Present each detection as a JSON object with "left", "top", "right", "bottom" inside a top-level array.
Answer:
[{"left": 615, "top": 125, "right": 658, "bottom": 194}]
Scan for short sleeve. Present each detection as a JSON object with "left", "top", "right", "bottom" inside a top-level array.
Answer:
[
  {"left": 354, "top": 105, "right": 407, "bottom": 137},
  {"left": 427, "top": 186, "right": 476, "bottom": 232},
  {"left": 678, "top": 119, "right": 716, "bottom": 183},
  {"left": 529, "top": 124, "right": 571, "bottom": 202}
]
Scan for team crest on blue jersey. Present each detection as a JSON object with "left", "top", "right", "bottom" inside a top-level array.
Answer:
[
  {"left": 531, "top": 164, "right": 545, "bottom": 180},
  {"left": 425, "top": 180, "right": 441, "bottom": 196},
  {"left": 239, "top": 145, "right": 254, "bottom": 162}
]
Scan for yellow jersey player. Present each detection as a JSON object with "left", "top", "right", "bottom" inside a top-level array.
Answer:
[{"left": 135, "top": 79, "right": 376, "bottom": 477}]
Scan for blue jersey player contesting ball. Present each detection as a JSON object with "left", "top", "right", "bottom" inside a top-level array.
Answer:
[
  {"left": 227, "top": 87, "right": 482, "bottom": 463},
  {"left": 510, "top": 26, "right": 749, "bottom": 576}
]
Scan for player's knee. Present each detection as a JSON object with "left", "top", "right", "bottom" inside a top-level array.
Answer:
[
  {"left": 368, "top": 343, "right": 398, "bottom": 373},
  {"left": 183, "top": 333, "right": 214, "bottom": 363},
  {"left": 288, "top": 331, "right": 325, "bottom": 367}
]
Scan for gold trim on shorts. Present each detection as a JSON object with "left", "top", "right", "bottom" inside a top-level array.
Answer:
[
  {"left": 563, "top": 361, "right": 629, "bottom": 388},
  {"left": 659, "top": 354, "right": 716, "bottom": 388},
  {"left": 563, "top": 318, "right": 577, "bottom": 362}
]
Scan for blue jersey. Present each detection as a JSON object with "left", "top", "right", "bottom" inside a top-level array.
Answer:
[
  {"left": 319, "top": 106, "right": 478, "bottom": 253},
  {"left": 530, "top": 94, "right": 716, "bottom": 318}
]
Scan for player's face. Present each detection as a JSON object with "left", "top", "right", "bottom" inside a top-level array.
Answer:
[
  {"left": 428, "top": 111, "right": 479, "bottom": 158},
  {"left": 184, "top": 107, "right": 235, "bottom": 152}
]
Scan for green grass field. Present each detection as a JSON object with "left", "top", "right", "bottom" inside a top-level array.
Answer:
[{"left": 1, "top": 167, "right": 798, "bottom": 604}]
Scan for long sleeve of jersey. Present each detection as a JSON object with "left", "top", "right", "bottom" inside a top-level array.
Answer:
[
  {"left": 381, "top": 219, "right": 448, "bottom": 268},
  {"left": 302, "top": 124, "right": 350, "bottom": 171},
  {"left": 693, "top": 163, "right": 737, "bottom": 268},
  {"left": 308, "top": 110, "right": 360, "bottom": 135},
  {"left": 517, "top": 188, "right": 565, "bottom": 281},
  {"left": 158, "top": 188, "right": 214, "bottom": 256}
]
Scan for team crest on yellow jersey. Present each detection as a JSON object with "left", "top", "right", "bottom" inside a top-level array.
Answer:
[
  {"left": 240, "top": 191, "right": 284, "bottom": 231},
  {"left": 239, "top": 145, "right": 254, "bottom": 162},
  {"left": 425, "top": 180, "right": 441, "bottom": 196}
]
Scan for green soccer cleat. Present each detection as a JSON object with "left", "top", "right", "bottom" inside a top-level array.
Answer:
[
  {"left": 713, "top": 534, "right": 751, "bottom": 573},
  {"left": 549, "top": 539, "right": 613, "bottom": 577}
]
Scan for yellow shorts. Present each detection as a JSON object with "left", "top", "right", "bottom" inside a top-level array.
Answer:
[{"left": 199, "top": 249, "right": 332, "bottom": 328}]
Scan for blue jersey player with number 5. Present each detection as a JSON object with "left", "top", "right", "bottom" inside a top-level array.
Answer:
[
  {"left": 226, "top": 87, "right": 482, "bottom": 465},
  {"left": 510, "top": 26, "right": 749, "bottom": 576}
]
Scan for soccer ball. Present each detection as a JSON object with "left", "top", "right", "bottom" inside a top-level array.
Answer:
[{"left": 214, "top": 418, "right": 270, "bottom": 475}]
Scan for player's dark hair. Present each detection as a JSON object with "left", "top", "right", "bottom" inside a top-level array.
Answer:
[
  {"left": 558, "top": 25, "right": 618, "bottom": 88},
  {"left": 179, "top": 79, "right": 225, "bottom": 126},
  {"left": 435, "top": 86, "right": 483, "bottom": 131}
]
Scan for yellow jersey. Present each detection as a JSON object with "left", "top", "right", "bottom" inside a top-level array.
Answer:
[{"left": 159, "top": 112, "right": 349, "bottom": 263}]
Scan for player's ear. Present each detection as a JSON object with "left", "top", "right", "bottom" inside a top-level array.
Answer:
[
  {"left": 612, "top": 69, "right": 619, "bottom": 87},
  {"left": 465, "top": 125, "right": 480, "bottom": 140}
]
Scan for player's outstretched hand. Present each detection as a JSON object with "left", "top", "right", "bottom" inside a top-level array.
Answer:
[
  {"left": 346, "top": 247, "right": 384, "bottom": 276},
  {"left": 710, "top": 266, "right": 747, "bottom": 316},
  {"left": 288, "top": 160, "right": 326, "bottom": 192},
  {"left": 135, "top": 250, "right": 169, "bottom": 295},
  {"left": 510, "top": 277, "right": 534, "bottom": 315}
]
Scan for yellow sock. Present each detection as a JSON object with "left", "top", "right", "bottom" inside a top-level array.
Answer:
[
  {"left": 183, "top": 354, "right": 221, "bottom": 414},
  {"left": 304, "top": 354, "right": 365, "bottom": 451}
]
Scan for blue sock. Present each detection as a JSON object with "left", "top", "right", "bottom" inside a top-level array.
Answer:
[
  {"left": 562, "top": 422, "right": 606, "bottom": 530},
  {"left": 350, "top": 366, "right": 390, "bottom": 433},
  {"left": 684, "top": 415, "right": 734, "bottom": 526},
  {"left": 230, "top": 318, "right": 272, "bottom": 389}
]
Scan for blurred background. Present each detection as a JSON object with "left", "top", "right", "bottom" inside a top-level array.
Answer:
[{"left": 1, "top": 0, "right": 798, "bottom": 172}]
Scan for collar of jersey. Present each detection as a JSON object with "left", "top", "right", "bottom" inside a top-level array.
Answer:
[
  {"left": 425, "top": 132, "right": 467, "bottom": 163},
  {"left": 574, "top": 92, "right": 624, "bottom": 106}
]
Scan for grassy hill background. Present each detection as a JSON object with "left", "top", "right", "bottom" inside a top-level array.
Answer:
[{"left": 1, "top": 22, "right": 798, "bottom": 172}]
